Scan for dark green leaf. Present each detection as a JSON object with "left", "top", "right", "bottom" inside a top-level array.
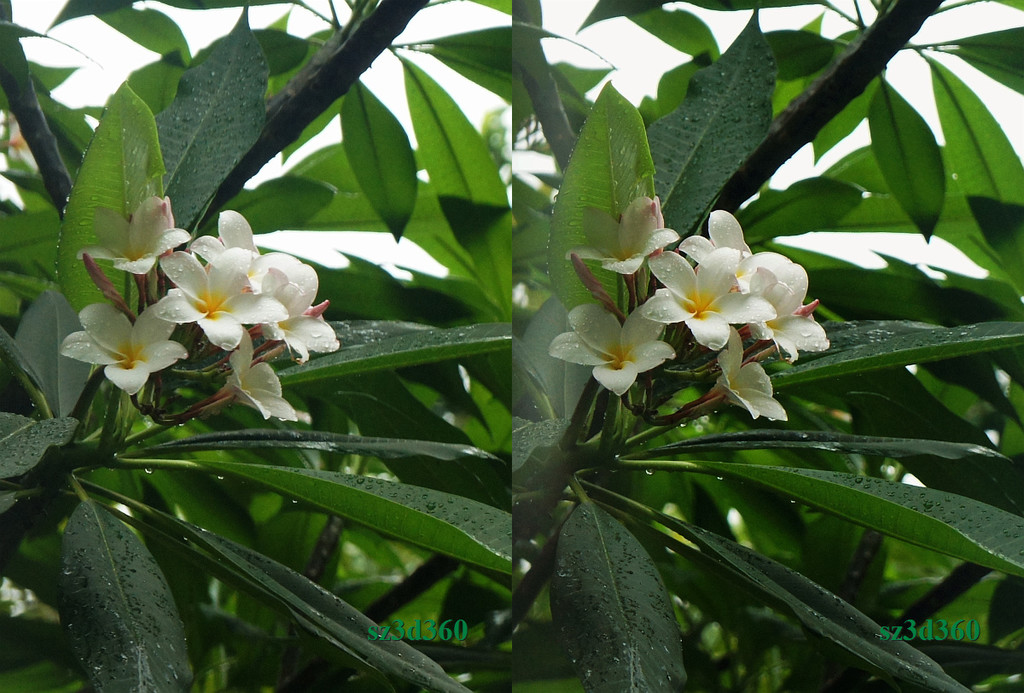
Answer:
[
  {"left": 57, "top": 83, "right": 164, "bottom": 311},
  {"left": 126, "top": 59, "right": 186, "bottom": 115},
  {"left": 58, "top": 500, "right": 191, "bottom": 692},
  {"left": 0, "top": 322, "right": 51, "bottom": 417},
  {"left": 225, "top": 176, "right": 335, "bottom": 234},
  {"left": 14, "top": 291, "right": 90, "bottom": 417},
  {"left": 512, "top": 417, "right": 568, "bottom": 472},
  {"left": 648, "top": 15, "right": 775, "bottom": 237},
  {"left": 408, "top": 27, "right": 516, "bottom": 100},
  {"left": 179, "top": 459, "right": 511, "bottom": 574},
  {"left": 53, "top": 0, "right": 283, "bottom": 24},
  {"left": 550, "top": 503, "right": 685, "bottom": 692},
  {"left": 813, "top": 80, "right": 875, "bottom": 161},
  {"left": 342, "top": 82, "right": 418, "bottom": 240},
  {"left": 630, "top": 8, "right": 718, "bottom": 59},
  {"left": 99, "top": 8, "right": 190, "bottom": 64},
  {"left": 868, "top": 82, "right": 945, "bottom": 238},
  {"left": 138, "top": 429, "right": 499, "bottom": 462},
  {"left": 946, "top": 28, "right": 1024, "bottom": 95},
  {"left": 738, "top": 177, "right": 864, "bottom": 243},
  {"left": 581, "top": 0, "right": 818, "bottom": 30},
  {"left": 988, "top": 578, "right": 1024, "bottom": 641},
  {"left": 253, "top": 29, "right": 308, "bottom": 76},
  {"left": 548, "top": 83, "right": 655, "bottom": 309},
  {"left": 0, "top": 22, "right": 43, "bottom": 92},
  {"left": 774, "top": 321, "right": 1024, "bottom": 388},
  {"left": 0, "top": 414, "right": 76, "bottom": 479},
  {"left": 156, "top": 13, "right": 268, "bottom": 230},
  {"left": 765, "top": 30, "right": 834, "bottom": 80},
  {"left": 966, "top": 197, "right": 1024, "bottom": 296},
  {"left": 279, "top": 322, "right": 510, "bottom": 388}
]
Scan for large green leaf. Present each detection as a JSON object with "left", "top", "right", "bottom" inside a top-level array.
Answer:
[
  {"left": 765, "top": 30, "right": 834, "bottom": 80},
  {"left": 341, "top": 81, "right": 417, "bottom": 240},
  {"left": 868, "top": 82, "right": 945, "bottom": 238},
  {"left": 156, "top": 12, "right": 267, "bottom": 230},
  {"left": 57, "top": 83, "right": 164, "bottom": 311},
  {"left": 14, "top": 291, "right": 90, "bottom": 418},
  {"left": 550, "top": 503, "right": 685, "bottom": 692},
  {"left": 548, "top": 84, "right": 654, "bottom": 310},
  {"left": 58, "top": 500, "right": 191, "bottom": 692},
  {"left": 407, "top": 27, "right": 516, "bottom": 100},
  {"left": 99, "top": 7, "right": 190, "bottom": 64},
  {"left": 580, "top": 0, "right": 818, "bottom": 28},
  {"left": 0, "top": 323, "right": 51, "bottom": 418},
  {"left": 626, "top": 459, "right": 1024, "bottom": 579},
  {"left": 738, "top": 177, "right": 863, "bottom": 243},
  {"left": 176, "top": 459, "right": 511, "bottom": 574},
  {"left": 946, "top": 28, "right": 1024, "bottom": 95},
  {"left": 648, "top": 14, "right": 775, "bottom": 236},
  {"left": 137, "top": 429, "right": 499, "bottom": 462},
  {"left": 53, "top": 0, "right": 284, "bottom": 25},
  {"left": 0, "top": 414, "right": 76, "bottom": 479},
  {"left": 773, "top": 321, "right": 1024, "bottom": 388},
  {"left": 629, "top": 8, "right": 718, "bottom": 59},
  {"left": 279, "top": 322, "right": 510, "bottom": 388}
]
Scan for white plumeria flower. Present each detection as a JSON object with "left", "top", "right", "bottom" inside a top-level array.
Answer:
[
  {"left": 80, "top": 196, "right": 190, "bottom": 274},
  {"left": 190, "top": 210, "right": 260, "bottom": 263},
  {"left": 549, "top": 303, "right": 675, "bottom": 395},
  {"left": 569, "top": 196, "right": 680, "bottom": 275},
  {"left": 260, "top": 268, "right": 339, "bottom": 362},
  {"left": 640, "top": 249, "right": 775, "bottom": 350},
  {"left": 60, "top": 303, "right": 187, "bottom": 395},
  {"left": 226, "top": 332, "right": 297, "bottom": 421},
  {"left": 748, "top": 268, "right": 829, "bottom": 361},
  {"left": 712, "top": 329, "right": 787, "bottom": 421},
  {"left": 152, "top": 247, "right": 287, "bottom": 350}
]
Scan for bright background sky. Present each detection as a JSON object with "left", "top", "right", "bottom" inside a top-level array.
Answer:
[{"left": 5, "top": 1, "right": 1024, "bottom": 280}]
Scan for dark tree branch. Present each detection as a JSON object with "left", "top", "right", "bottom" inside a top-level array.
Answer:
[
  {"left": 838, "top": 529, "right": 883, "bottom": 605},
  {"left": 717, "top": 0, "right": 944, "bottom": 212},
  {"left": 0, "top": 6, "right": 73, "bottom": 216},
  {"left": 207, "top": 0, "right": 429, "bottom": 218}
]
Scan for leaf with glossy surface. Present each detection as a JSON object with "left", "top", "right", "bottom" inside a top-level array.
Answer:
[
  {"left": 648, "top": 15, "right": 775, "bottom": 236},
  {"left": 550, "top": 503, "right": 685, "bottom": 692},
  {"left": 342, "top": 82, "right": 417, "bottom": 240},
  {"left": 57, "top": 83, "right": 164, "bottom": 310},
  {"left": 14, "top": 291, "right": 90, "bottom": 417},
  {"left": 138, "top": 429, "right": 498, "bottom": 462},
  {"left": 0, "top": 414, "right": 76, "bottom": 479},
  {"left": 58, "top": 500, "right": 191, "bottom": 692},
  {"left": 773, "top": 321, "right": 1024, "bottom": 388},
  {"left": 869, "top": 82, "right": 945, "bottom": 238},
  {"left": 548, "top": 84, "right": 654, "bottom": 309},
  {"left": 279, "top": 322, "right": 510, "bottom": 388},
  {"left": 156, "top": 12, "right": 267, "bottom": 230}
]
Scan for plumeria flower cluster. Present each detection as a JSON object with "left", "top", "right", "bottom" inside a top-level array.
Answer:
[
  {"left": 60, "top": 197, "right": 339, "bottom": 423},
  {"left": 550, "top": 198, "right": 828, "bottom": 423}
]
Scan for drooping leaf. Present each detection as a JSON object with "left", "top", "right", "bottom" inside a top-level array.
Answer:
[
  {"left": 0, "top": 414, "right": 76, "bottom": 479},
  {"left": 548, "top": 84, "right": 655, "bottom": 310},
  {"left": 177, "top": 459, "right": 511, "bottom": 574},
  {"left": 738, "top": 177, "right": 864, "bottom": 243},
  {"left": 156, "top": 12, "right": 268, "bottom": 230},
  {"left": 407, "top": 27, "right": 517, "bottom": 100},
  {"left": 99, "top": 7, "right": 191, "bottom": 64},
  {"left": 0, "top": 21, "right": 44, "bottom": 92},
  {"left": 868, "top": 82, "right": 945, "bottom": 238},
  {"left": 581, "top": 0, "right": 818, "bottom": 28},
  {"left": 56, "top": 83, "right": 164, "bottom": 311},
  {"left": 648, "top": 14, "right": 775, "bottom": 236},
  {"left": 52, "top": 0, "right": 284, "bottom": 25},
  {"left": 966, "top": 197, "right": 1024, "bottom": 296},
  {"left": 279, "top": 322, "right": 510, "bottom": 388},
  {"left": 58, "top": 500, "right": 192, "bottom": 692},
  {"left": 225, "top": 176, "right": 335, "bottom": 233},
  {"left": 550, "top": 503, "right": 686, "bottom": 692},
  {"left": 341, "top": 81, "right": 418, "bottom": 240},
  {"left": 14, "top": 290, "right": 90, "bottom": 418},
  {"left": 765, "top": 30, "right": 835, "bottom": 80},
  {"left": 629, "top": 8, "right": 718, "bottom": 59},
  {"left": 946, "top": 28, "right": 1024, "bottom": 95}
]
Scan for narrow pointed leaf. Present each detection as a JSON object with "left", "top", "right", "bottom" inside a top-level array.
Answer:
[
  {"left": 550, "top": 503, "right": 685, "bottom": 692},
  {"left": 648, "top": 14, "right": 775, "bottom": 235},
  {"left": 57, "top": 83, "right": 164, "bottom": 310},
  {"left": 187, "top": 459, "right": 511, "bottom": 574},
  {"left": 156, "top": 13, "right": 267, "bottom": 230},
  {"left": 341, "top": 81, "right": 418, "bottom": 240},
  {"left": 99, "top": 8, "right": 191, "bottom": 64},
  {"left": 0, "top": 413, "right": 76, "bottom": 479},
  {"left": 947, "top": 28, "right": 1024, "bottom": 95},
  {"left": 58, "top": 500, "right": 192, "bottom": 692},
  {"left": 548, "top": 84, "right": 655, "bottom": 310},
  {"left": 869, "top": 82, "right": 945, "bottom": 238}
]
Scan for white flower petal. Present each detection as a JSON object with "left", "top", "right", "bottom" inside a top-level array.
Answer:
[
  {"left": 151, "top": 292, "right": 206, "bottom": 324},
  {"left": 567, "top": 304, "right": 621, "bottom": 355},
  {"left": 648, "top": 252, "right": 697, "bottom": 297},
  {"left": 708, "top": 210, "right": 750, "bottom": 254},
  {"left": 639, "top": 290, "right": 695, "bottom": 324},
  {"left": 60, "top": 331, "right": 118, "bottom": 365},
  {"left": 217, "top": 211, "right": 259, "bottom": 253},
  {"left": 104, "top": 364, "right": 151, "bottom": 395},
  {"left": 161, "top": 252, "right": 208, "bottom": 301},
  {"left": 593, "top": 361, "right": 640, "bottom": 396},
  {"left": 549, "top": 331, "right": 606, "bottom": 366},
  {"left": 79, "top": 303, "right": 132, "bottom": 353},
  {"left": 687, "top": 313, "right": 733, "bottom": 350},
  {"left": 198, "top": 314, "right": 246, "bottom": 350}
]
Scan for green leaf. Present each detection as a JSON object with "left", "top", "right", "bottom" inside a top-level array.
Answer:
[
  {"left": 639, "top": 429, "right": 1005, "bottom": 462},
  {"left": 253, "top": 29, "right": 308, "bottom": 76},
  {"left": 648, "top": 14, "right": 775, "bottom": 236},
  {"left": 765, "top": 30, "right": 835, "bottom": 80},
  {"left": 930, "top": 59, "right": 1024, "bottom": 205},
  {"left": 57, "top": 83, "right": 164, "bottom": 311},
  {"left": 225, "top": 176, "right": 335, "bottom": 234},
  {"left": 137, "top": 429, "right": 499, "bottom": 462},
  {"left": 0, "top": 414, "right": 76, "bottom": 479},
  {"left": 341, "top": 82, "right": 418, "bottom": 240},
  {"left": 643, "top": 459, "right": 1024, "bottom": 580},
  {"left": 279, "top": 322, "right": 510, "bottom": 388},
  {"left": 550, "top": 503, "right": 686, "bottom": 692},
  {"left": 581, "top": 0, "right": 818, "bottom": 26},
  {"left": 966, "top": 197, "right": 1024, "bottom": 296},
  {"left": 738, "top": 177, "right": 864, "bottom": 244},
  {"left": 156, "top": 12, "right": 268, "bottom": 230},
  {"left": 512, "top": 417, "right": 568, "bottom": 473},
  {"left": 947, "top": 28, "right": 1024, "bottom": 95},
  {"left": 0, "top": 22, "right": 43, "bottom": 92},
  {"left": 629, "top": 8, "right": 718, "bottom": 59},
  {"left": 179, "top": 460, "right": 511, "bottom": 575},
  {"left": 14, "top": 291, "right": 90, "bottom": 418},
  {"left": 58, "top": 500, "right": 192, "bottom": 692},
  {"left": 548, "top": 84, "right": 654, "bottom": 310},
  {"left": 99, "top": 8, "right": 190, "bottom": 64},
  {"left": 868, "top": 82, "right": 945, "bottom": 238},
  {"left": 773, "top": 321, "right": 1024, "bottom": 388},
  {"left": 0, "top": 323, "right": 52, "bottom": 418},
  {"left": 407, "top": 27, "right": 517, "bottom": 100},
  {"left": 53, "top": 0, "right": 284, "bottom": 25}
]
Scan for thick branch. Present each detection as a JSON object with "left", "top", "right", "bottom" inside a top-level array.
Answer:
[
  {"left": 207, "top": 0, "right": 429, "bottom": 216},
  {"left": 717, "top": 0, "right": 943, "bottom": 211}
]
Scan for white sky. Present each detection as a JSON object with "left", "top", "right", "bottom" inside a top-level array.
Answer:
[{"left": 5, "top": 1, "right": 1024, "bottom": 279}]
